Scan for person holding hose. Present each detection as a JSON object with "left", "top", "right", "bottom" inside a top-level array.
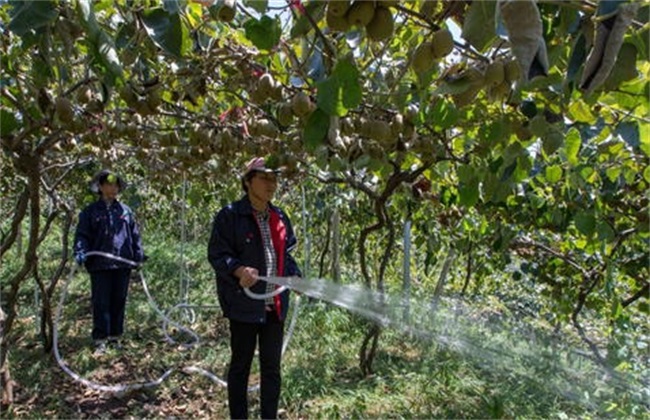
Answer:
[
  {"left": 73, "top": 170, "right": 145, "bottom": 354},
  {"left": 208, "top": 157, "right": 301, "bottom": 419}
]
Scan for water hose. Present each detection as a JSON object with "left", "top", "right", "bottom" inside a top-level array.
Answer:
[{"left": 54, "top": 252, "right": 301, "bottom": 393}]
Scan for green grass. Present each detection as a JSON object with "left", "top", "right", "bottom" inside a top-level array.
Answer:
[{"left": 3, "top": 233, "right": 649, "bottom": 419}]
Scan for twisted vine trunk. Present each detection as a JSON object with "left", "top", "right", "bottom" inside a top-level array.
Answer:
[
  {"left": 1, "top": 156, "right": 40, "bottom": 409},
  {"left": 357, "top": 165, "right": 431, "bottom": 375}
]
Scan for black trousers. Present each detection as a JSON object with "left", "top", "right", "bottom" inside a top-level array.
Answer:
[
  {"left": 227, "top": 311, "right": 284, "bottom": 419},
  {"left": 90, "top": 269, "right": 131, "bottom": 340}
]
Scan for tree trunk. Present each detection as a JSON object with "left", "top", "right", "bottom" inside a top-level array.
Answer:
[{"left": 1, "top": 157, "right": 41, "bottom": 408}]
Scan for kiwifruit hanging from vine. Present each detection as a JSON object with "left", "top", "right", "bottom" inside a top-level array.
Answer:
[
  {"left": 271, "top": 85, "right": 284, "bottom": 101},
  {"left": 277, "top": 102, "right": 294, "bottom": 127},
  {"left": 347, "top": 1, "right": 375, "bottom": 28},
  {"left": 411, "top": 41, "right": 435, "bottom": 73},
  {"left": 404, "top": 103, "right": 419, "bottom": 124},
  {"left": 358, "top": 117, "right": 373, "bottom": 138},
  {"left": 119, "top": 84, "right": 138, "bottom": 107},
  {"left": 258, "top": 119, "right": 279, "bottom": 138},
  {"left": 484, "top": 60, "right": 505, "bottom": 87},
  {"left": 327, "top": 0, "right": 350, "bottom": 17},
  {"left": 487, "top": 81, "right": 510, "bottom": 102},
  {"left": 249, "top": 87, "right": 267, "bottom": 104},
  {"left": 146, "top": 87, "right": 162, "bottom": 110},
  {"left": 55, "top": 97, "right": 74, "bottom": 124},
  {"left": 218, "top": 0, "right": 236, "bottom": 22},
  {"left": 504, "top": 59, "right": 521, "bottom": 83},
  {"left": 327, "top": 8, "right": 351, "bottom": 32},
  {"left": 431, "top": 28, "right": 454, "bottom": 59},
  {"left": 247, "top": 119, "right": 260, "bottom": 136},
  {"left": 370, "top": 120, "right": 393, "bottom": 144},
  {"left": 451, "top": 86, "right": 481, "bottom": 109},
  {"left": 390, "top": 113, "right": 404, "bottom": 137},
  {"left": 76, "top": 86, "right": 93, "bottom": 104},
  {"left": 366, "top": 6, "right": 394, "bottom": 41},
  {"left": 291, "top": 91, "right": 313, "bottom": 117},
  {"left": 258, "top": 73, "right": 275, "bottom": 98}
]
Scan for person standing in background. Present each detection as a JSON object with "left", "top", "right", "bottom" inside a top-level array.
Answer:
[{"left": 74, "top": 170, "right": 145, "bottom": 354}]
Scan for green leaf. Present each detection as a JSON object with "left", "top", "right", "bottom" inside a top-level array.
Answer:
[
  {"left": 290, "top": 1, "right": 326, "bottom": 39},
  {"left": 245, "top": 0, "right": 268, "bottom": 14},
  {"left": 303, "top": 108, "right": 329, "bottom": 153},
  {"left": 77, "top": 0, "right": 101, "bottom": 39},
  {"left": 478, "top": 119, "right": 506, "bottom": 146},
  {"left": 545, "top": 165, "right": 563, "bottom": 183},
  {"left": 316, "top": 59, "right": 361, "bottom": 116},
  {"left": 244, "top": 15, "right": 281, "bottom": 51},
  {"left": 431, "top": 98, "right": 459, "bottom": 130},
  {"left": 96, "top": 34, "right": 123, "bottom": 84},
  {"left": 597, "top": 221, "right": 616, "bottom": 242},
  {"left": 604, "top": 43, "right": 638, "bottom": 89},
  {"left": 458, "top": 165, "right": 478, "bottom": 207},
  {"left": 568, "top": 100, "right": 596, "bottom": 124},
  {"left": 0, "top": 109, "right": 20, "bottom": 136},
  {"left": 605, "top": 166, "right": 621, "bottom": 183},
  {"left": 317, "top": 77, "right": 346, "bottom": 116},
  {"left": 8, "top": 0, "right": 58, "bottom": 37},
  {"left": 542, "top": 127, "right": 563, "bottom": 156},
  {"left": 141, "top": 8, "right": 189, "bottom": 57},
  {"left": 643, "top": 166, "right": 650, "bottom": 183},
  {"left": 567, "top": 34, "right": 587, "bottom": 84},
  {"left": 162, "top": 0, "right": 182, "bottom": 14},
  {"left": 564, "top": 128, "right": 581, "bottom": 166},
  {"left": 575, "top": 210, "right": 596, "bottom": 237},
  {"left": 334, "top": 59, "right": 362, "bottom": 110},
  {"left": 459, "top": 178, "right": 479, "bottom": 207},
  {"left": 597, "top": 0, "right": 625, "bottom": 18},
  {"left": 77, "top": 0, "right": 123, "bottom": 84},
  {"left": 433, "top": 77, "right": 473, "bottom": 96},
  {"left": 462, "top": 0, "right": 497, "bottom": 52}
]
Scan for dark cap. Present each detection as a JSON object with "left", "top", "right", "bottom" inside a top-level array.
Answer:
[{"left": 90, "top": 170, "right": 126, "bottom": 193}]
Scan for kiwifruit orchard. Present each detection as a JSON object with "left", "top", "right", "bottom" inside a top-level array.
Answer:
[{"left": 1, "top": 0, "right": 648, "bottom": 418}]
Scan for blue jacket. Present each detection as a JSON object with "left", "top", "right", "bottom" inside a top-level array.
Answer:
[
  {"left": 208, "top": 196, "right": 301, "bottom": 323},
  {"left": 74, "top": 199, "right": 144, "bottom": 272}
]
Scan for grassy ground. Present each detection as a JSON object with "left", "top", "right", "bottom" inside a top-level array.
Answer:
[{"left": 3, "top": 237, "right": 648, "bottom": 419}]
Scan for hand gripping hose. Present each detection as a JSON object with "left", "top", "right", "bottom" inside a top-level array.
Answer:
[{"left": 54, "top": 252, "right": 301, "bottom": 393}]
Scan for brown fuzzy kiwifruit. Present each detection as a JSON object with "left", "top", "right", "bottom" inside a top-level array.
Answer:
[
  {"left": 366, "top": 6, "right": 394, "bottom": 42},
  {"left": 55, "top": 97, "right": 74, "bottom": 124},
  {"left": 504, "top": 59, "right": 521, "bottom": 83},
  {"left": 291, "top": 91, "right": 313, "bottom": 117},
  {"left": 218, "top": 0, "right": 236, "bottom": 22},
  {"left": 347, "top": 1, "right": 375, "bottom": 28},
  {"left": 327, "top": 0, "right": 350, "bottom": 17},
  {"left": 484, "top": 60, "right": 505, "bottom": 87},
  {"left": 327, "top": 7, "right": 352, "bottom": 32},
  {"left": 431, "top": 28, "right": 454, "bottom": 59},
  {"left": 411, "top": 42, "right": 435, "bottom": 73}
]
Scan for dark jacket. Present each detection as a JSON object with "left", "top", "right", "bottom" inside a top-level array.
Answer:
[
  {"left": 74, "top": 199, "right": 144, "bottom": 272},
  {"left": 208, "top": 196, "right": 301, "bottom": 323}
]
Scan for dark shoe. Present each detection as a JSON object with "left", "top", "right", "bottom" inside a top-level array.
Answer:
[
  {"left": 108, "top": 336, "right": 123, "bottom": 350},
  {"left": 93, "top": 340, "right": 108, "bottom": 356}
]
